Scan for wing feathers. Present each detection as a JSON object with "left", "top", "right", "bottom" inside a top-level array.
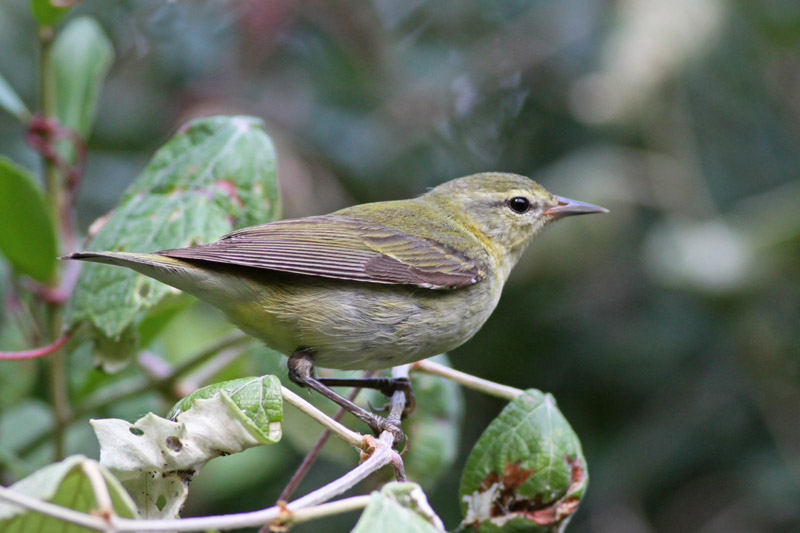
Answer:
[{"left": 157, "top": 215, "right": 487, "bottom": 289}]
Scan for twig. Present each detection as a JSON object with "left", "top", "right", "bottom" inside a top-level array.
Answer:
[
  {"left": 281, "top": 387, "right": 363, "bottom": 449},
  {"left": 81, "top": 460, "right": 115, "bottom": 523},
  {"left": 105, "top": 432, "right": 397, "bottom": 531},
  {"left": 0, "top": 483, "right": 371, "bottom": 533},
  {"left": 388, "top": 365, "right": 409, "bottom": 481},
  {"left": 412, "top": 359, "right": 524, "bottom": 400},
  {"left": 276, "top": 495, "right": 371, "bottom": 524},
  {"left": 276, "top": 385, "right": 363, "bottom": 503},
  {"left": 0, "top": 333, "right": 69, "bottom": 360}
]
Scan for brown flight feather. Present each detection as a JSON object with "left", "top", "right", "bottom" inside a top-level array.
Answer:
[{"left": 157, "top": 215, "right": 488, "bottom": 289}]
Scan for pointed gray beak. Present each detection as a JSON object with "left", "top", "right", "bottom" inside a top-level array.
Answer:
[{"left": 544, "top": 195, "right": 609, "bottom": 220}]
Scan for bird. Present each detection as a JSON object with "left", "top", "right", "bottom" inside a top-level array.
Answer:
[{"left": 64, "top": 172, "right": 607, "bottom": 441}]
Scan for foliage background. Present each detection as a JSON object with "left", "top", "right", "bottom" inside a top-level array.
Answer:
[{"left": 1, "top": 0, "right": 799, "bottom": 532}]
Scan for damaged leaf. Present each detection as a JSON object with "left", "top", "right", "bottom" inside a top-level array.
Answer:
[
  {"left": 91, "top": 376, "right": 282, "bottom": 518},
  {"left": 458, "top": 389, "right": 588, "bottom": 532}
]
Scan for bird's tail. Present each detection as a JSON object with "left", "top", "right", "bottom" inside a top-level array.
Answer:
[
  {"left": 61, "top": 251, "right": 205, "bottom": 293},
  {"left": 63, "top": 250, "right": 187, "bottom": 271}
]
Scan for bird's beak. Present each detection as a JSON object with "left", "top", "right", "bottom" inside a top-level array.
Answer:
[{"left": 544, "top": 195, "right": 609, "bottom": 220}]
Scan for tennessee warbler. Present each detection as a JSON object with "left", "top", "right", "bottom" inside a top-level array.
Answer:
[{"left": 65, "top": 172, "right": 607, "bottom": 439}]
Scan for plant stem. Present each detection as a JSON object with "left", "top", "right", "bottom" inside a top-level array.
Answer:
[
  {"left": 0, "top": 483, "right": 373, "bottom": 533},
  {"left": 281, "top": 387, "right": 364, "bottom": 449},
  {"left": 109, "top": 433, "right": 396, "bottom": 531},
  {"left": 276, "top": 386, "right": 363, "bottom": 504},
  {"left": 38, "top": 24, "right": 71, "bottom": 461},
  {"left": 38, "top": 25, "right": 60, "bottom": 218},
  {"left": 0, "top": 333, "right": 69, "bottom": 359},
  {"left": 412, "top": 359, "right": 524, "bottom": 400}
]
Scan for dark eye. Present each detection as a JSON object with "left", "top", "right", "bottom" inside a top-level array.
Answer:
[{"left": 507, "top": 196, "right": 531, "bottom": 214}]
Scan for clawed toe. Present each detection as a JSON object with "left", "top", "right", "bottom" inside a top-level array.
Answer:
[{"left": 372, "top": 417, "right": 405, "bottom": 446}]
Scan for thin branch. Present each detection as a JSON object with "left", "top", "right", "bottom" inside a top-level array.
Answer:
[
  {"left": 277, "top": 495, "right": 371, "bottom": 524},
  {"left": 388, "top": 365, "right": 410, "bottom": 481},
  {"left": 81, "top": 460, "right": 115, "bottom": 523},
  {"left": 412, "top": 359, "right": 524, "bottom": 401},
  {"left": 0, "top": 484, "right": 371, "bottom": 533},
  {"left": 281, "top": 387, "right": 364, "bottom": 449},
  {"left": 277, "top": 385, "right": 363, "bottom": 503},
  {"left": 0, "top": 333, "right": 69, "bottom": 360},
  {"left": 106, "top": 432, "right": 398, "bottom": 531}
]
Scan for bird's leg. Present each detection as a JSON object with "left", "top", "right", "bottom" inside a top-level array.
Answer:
[
  {"left": 287, "top": 349, "right": 405, "bottom": 444},
  {"left": 315, "top": 376, "right": 415, "bottom": 417}
]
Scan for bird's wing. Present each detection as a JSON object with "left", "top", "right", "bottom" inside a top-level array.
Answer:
[{"left": 157, "top": 215, "right": 489, "bottom": 289}]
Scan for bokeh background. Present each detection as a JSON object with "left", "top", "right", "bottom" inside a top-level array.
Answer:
[{"left": 1, "top": 1, "right": 799, "bottom": 532}]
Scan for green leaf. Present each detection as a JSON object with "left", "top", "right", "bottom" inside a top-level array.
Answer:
[
  {"left": 51, "top": 16, "right": 114, "bottom": 140},
  {"left": 91, "top": 375, "right": 282, "bottom": 518},
  {"left": 0, "top": 157, "right": 57, "bottom": 283},
  {"left": 352, "top": 482, "right": 445, "bottom": 533},
  {"left": 0, "top": 455, "right": 138, "bottom": 531},
  {"left": 29, "top": 0, "right": 74, "bottom": 27},
  {"left": 0, "top": 71, "right": 30, "bottom": 122},
  {"left": 67, "top": 115, "right": 280, "bottom": 362},
  {"left": 458, "top": 390, "right": 588, "bottom": 532}
]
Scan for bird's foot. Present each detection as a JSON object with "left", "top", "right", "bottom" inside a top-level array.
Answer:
[{"left": 362, "top": 411, "right": 405, "bottom": 446}]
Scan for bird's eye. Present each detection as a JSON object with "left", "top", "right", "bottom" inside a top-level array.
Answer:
[{"left": 507, "top": 196, "right": 531, "bottom": 214}]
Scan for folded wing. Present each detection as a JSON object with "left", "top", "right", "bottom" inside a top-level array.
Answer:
[{"left": 157, "top": 215, "right": 488, "bottom": 289}]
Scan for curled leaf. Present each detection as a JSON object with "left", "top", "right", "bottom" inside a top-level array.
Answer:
[{"left": 91, "top": 376, "right": 282, "bottom": 518}]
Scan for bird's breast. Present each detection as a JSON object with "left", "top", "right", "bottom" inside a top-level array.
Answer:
[{"left": 214, "top": 269, "right": 504, "bottom": 371}]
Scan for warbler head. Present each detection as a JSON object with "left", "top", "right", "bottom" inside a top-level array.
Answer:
[{"left": 425, "top": 172, "right": 607, "bottom": 269}]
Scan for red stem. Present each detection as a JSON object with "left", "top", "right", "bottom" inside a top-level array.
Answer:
[{"left": 0, "top": 333, "right": 69, "bottom": 360}]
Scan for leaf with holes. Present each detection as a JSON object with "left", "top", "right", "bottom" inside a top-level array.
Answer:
[
  {"left": 458, "top": 390, "right": 588, "bottom": 532},
  {"left": 352, "top": 482, "right": 445, "bottom": 533},
  {"left": 91, "top": 375, "right": 283, "bottom": 518},
  {"left": 0, "top": 157, "right": 57, "bottom": 283},
  {"left": 0, "top": 455, "right": 137, "bottom": 530},
  {"left": 66, "top": 115, "right": 279, "bottom": 369}
]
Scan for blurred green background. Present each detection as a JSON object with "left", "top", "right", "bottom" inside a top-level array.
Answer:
[{"left": 1, "top": 0, "right": 799, "bottom": 531}]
